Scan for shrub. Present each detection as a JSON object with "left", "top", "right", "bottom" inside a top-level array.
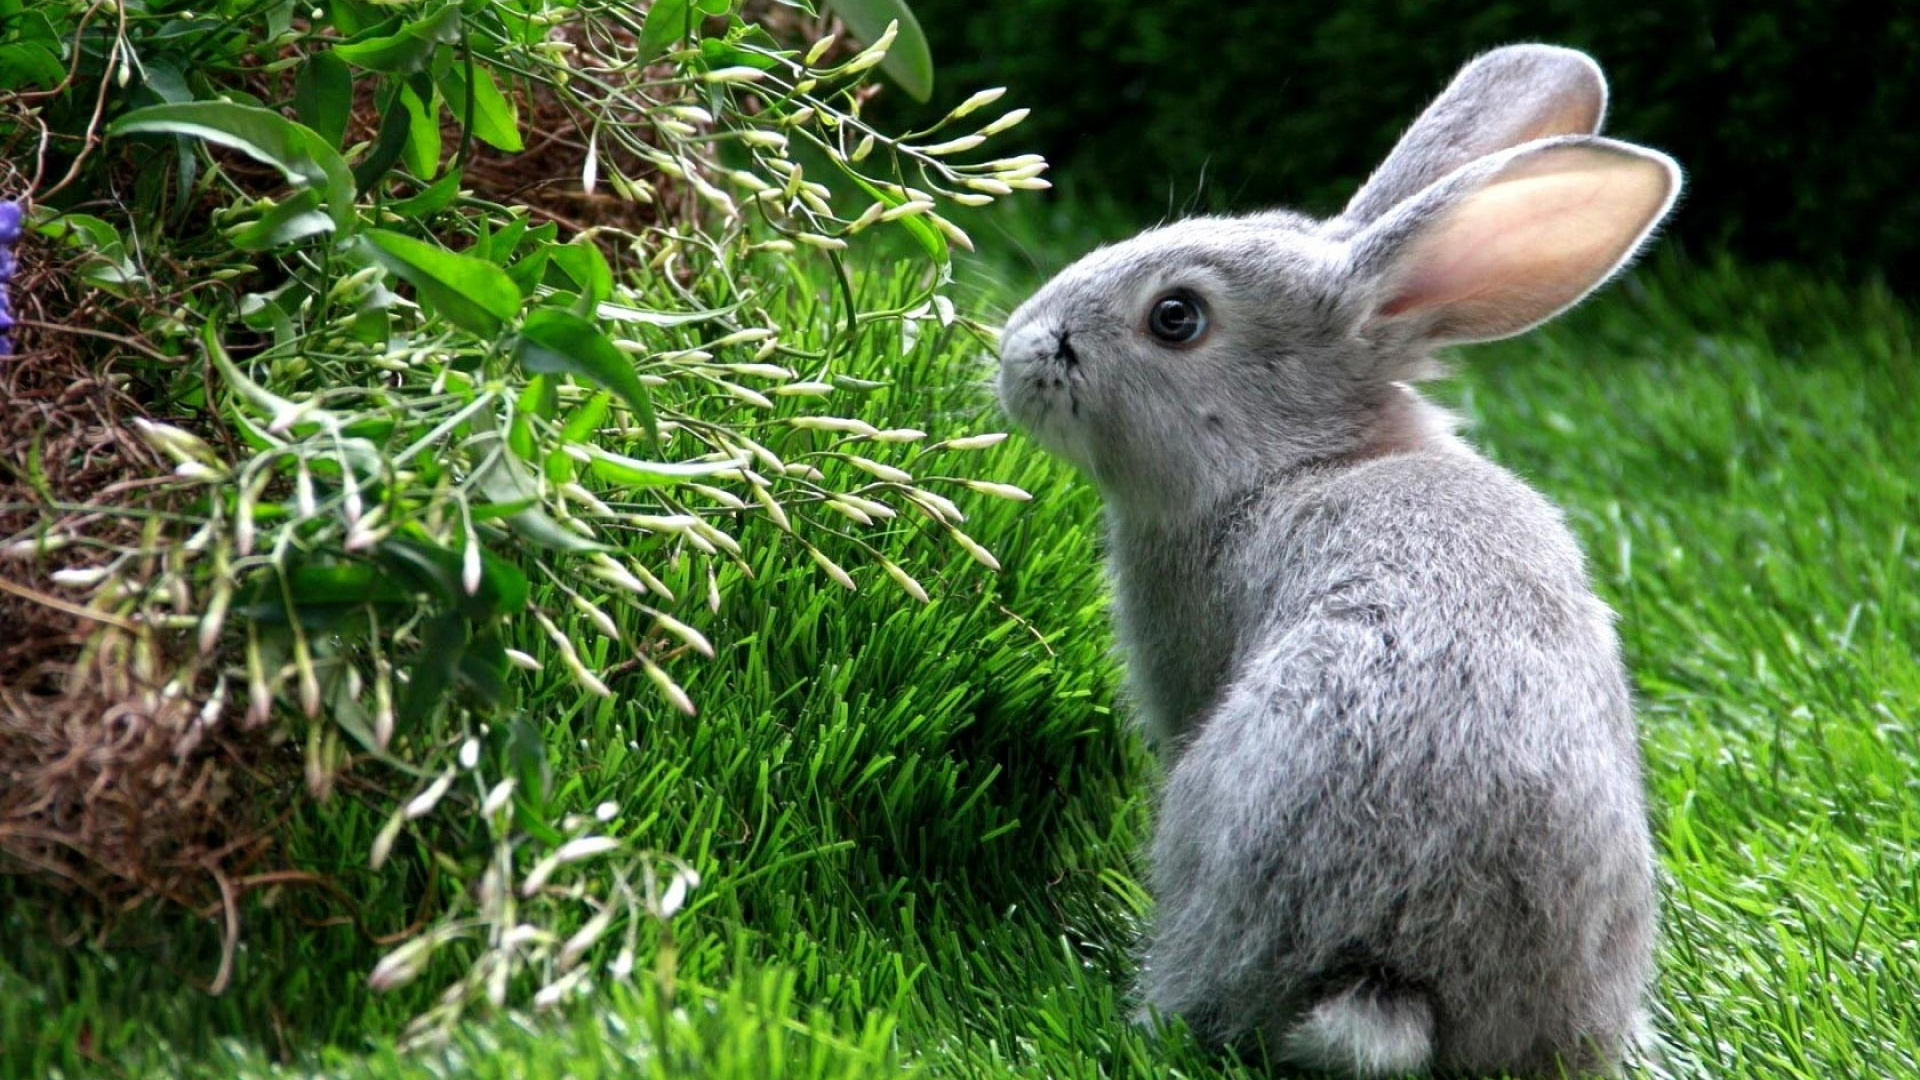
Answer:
[
  {"left": 901, "top": 0, "right": 1920, "bottom": 281},
  {"left": 0, "top": 0, "right": 1043, "bottom": 1038}
]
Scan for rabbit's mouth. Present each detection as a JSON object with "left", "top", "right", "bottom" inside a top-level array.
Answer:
[
  {"left": 1012, "top": 362, "right": 1080, "bottom": 417},
  {"left": 996, "top": 318, "right": 1091, "bottom": 461}
]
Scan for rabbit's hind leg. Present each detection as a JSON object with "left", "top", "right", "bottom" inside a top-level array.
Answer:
[{"left": 1276, "top": 979, "right": 1436, "bottom": 1078}]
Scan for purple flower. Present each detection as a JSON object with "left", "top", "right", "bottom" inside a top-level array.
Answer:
[{"left": 0, "top": 199, "right": 19, "bottom": 357}]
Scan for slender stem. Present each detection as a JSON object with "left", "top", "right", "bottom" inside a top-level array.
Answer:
[{"left": 392, "top": 393, "right": 499, "bottom": 466}]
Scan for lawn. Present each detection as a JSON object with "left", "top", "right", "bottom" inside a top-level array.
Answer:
[{"left": 3, "top": 222, "right": 1916, "bottom": 1078}]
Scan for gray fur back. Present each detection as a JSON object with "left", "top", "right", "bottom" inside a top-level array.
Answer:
[{"left": 1129, "top": 449, "right": 1653, "bottom": 1076}]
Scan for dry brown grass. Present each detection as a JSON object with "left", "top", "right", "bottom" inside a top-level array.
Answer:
[{"left": 0, "top": 231, "right": 299, "bottom": 988}]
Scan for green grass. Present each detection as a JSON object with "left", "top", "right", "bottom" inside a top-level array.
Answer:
[{"left": 4, "top": 228, "right": 1917, "bottom": 1079}]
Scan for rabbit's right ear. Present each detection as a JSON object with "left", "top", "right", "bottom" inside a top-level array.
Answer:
[
  {"left": 1352, "top": 136, "right": 1680, "bottom": 345},
  {"left": 1342, "top": 45, "right": 1608, "bottom": 226}
]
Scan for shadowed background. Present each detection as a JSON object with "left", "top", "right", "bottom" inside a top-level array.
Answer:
[{"left": 900, "top": 0, "right": 1917, "bottom": 282}]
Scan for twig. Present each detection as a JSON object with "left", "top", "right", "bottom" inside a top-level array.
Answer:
[
  {"left": 0, "top": 573, "right": 139, "bottom": 630},
  {"left": 12, "top": 1, "right": 108, "bottom": 105},
  {"left": 15, "top": 318, "right": 180, "bottom": 365},
  {"left": 205, "top": 860, "right": 240, "bottom": 994},
  {"left": 36, "top": 0, "right": 130, "bottom": 204},
  {"left": 996, "top": 602, "right": 1058, "bottom": 658}
]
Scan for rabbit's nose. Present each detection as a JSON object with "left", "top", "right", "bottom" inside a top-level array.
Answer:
[
  {"left": 998, "top": 318, "right": 1061, "bottom": 369},
  {"left": 1055, "top": 330, "right": 1080, "bottom": 368}
]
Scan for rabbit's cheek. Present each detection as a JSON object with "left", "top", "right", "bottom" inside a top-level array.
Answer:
[
  {"left": 998, "top": 365, "right": 1081, "bottom": 454},
  {"left": 996, "top": 364, "right": 1099, "bottom": 470}
]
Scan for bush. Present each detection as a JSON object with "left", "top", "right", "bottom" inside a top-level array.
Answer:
[
  {"left": 0, "top": 0, "right": 1045, "bottom": 1039},
  {"left": 901, "top": 0, "right": 1920, "bottom": 281}
]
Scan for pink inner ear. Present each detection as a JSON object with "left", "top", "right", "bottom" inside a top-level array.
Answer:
[{"left": 1381, "top": 145, "right": 1675, "bottom": 341}]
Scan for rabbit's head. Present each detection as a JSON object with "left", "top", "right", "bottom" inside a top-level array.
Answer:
[{"left": 997, "top": 45, "right": 1680, "bottom": 514}]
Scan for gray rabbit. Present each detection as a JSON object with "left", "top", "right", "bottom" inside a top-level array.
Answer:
[{"left": 996, "top": 46, "right": 1679, "bottom": 1078}]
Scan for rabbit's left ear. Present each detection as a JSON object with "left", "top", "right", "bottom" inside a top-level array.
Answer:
[
  {"left": 1344, "top": 45, "right": 1608, "bottom": 226},
  {"left": 1353, "top": 136, "right": 1680, "bottom": 344}
]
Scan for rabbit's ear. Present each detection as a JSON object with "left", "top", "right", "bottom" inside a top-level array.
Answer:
[
  {"left": 1354, "top": 136, "right": 1679, "bottom": 344},
  {"left": 1343, "top": 45, "right": 1608, "bottom": 226}
]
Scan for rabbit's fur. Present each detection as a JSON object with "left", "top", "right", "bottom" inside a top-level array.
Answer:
[{"left": 996, "top": 46, "right": 1679, "bottom": 1078}]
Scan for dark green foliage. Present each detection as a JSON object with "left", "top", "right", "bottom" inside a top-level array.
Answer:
[
  {"left": 825, "top": 0, "right": 937, "bottom": 101},
  {"left": 903, "top": 0, "right": 1920, "bottom": 280},
  {"left": 4, "top": 0, "right": 1067, "bottom": 1041}
]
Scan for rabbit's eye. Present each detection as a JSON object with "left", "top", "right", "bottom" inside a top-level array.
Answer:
[{"left": 1147, "top": 291, "right": 1209, "bottom": 346}]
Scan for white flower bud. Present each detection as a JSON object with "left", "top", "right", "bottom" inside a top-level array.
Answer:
[
  {"left": 702, "top": 66, "right": 767, "bottom": 84},
  {"left": 916, "top": 135, "right": 985, "bottom": 157},
  {"left": 942, "top": 432, "right": 1009, "bottom": 450},
  {"left": 976, "top": 107, "right": 1031, "bottom": 137},
  {"left": 948, "top": 86, "right": 1007, "bottom": 119}
]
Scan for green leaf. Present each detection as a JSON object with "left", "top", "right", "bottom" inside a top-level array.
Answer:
[
  {"left": 517, "top": 374, "right": 559, "bottom": 422},
  {"left": 148, "top": 16, "right": 224, "bottom": 43},
  {"left": 0, "top": 42, "right": 60, "bottom": 93},
  {"left": 107, "top": 101, "right": 357, "bottom": 237},
  {"left": 440, "top": 64, "right": 523, "bottom": 152},
  {"left": 546, "top": 239, "right": 612, "bottom": 308},
  {"left": 293, "top": 51, "right": 353, "bottom": 148},
  {"left": 240, "top": 289, "right": 299, "bottom": 346},
  {"left": 353, "top": 88, "right": 413, "bottom": 192},
  {"left": 229, "top": 189, "right": 334, "bottom": 251},
  {"left": 397, "top": 81, "right": 441, "bottom": 179},
  {"left": 138, "top": 59, "right": 194, "bottom": 105},
  {"left": 578, "top": 445, "right": 746, "bottom": 488},
  {"left": 333, "top": 2, "right": 462, "bottom": 74},
  {"left": 560, "top": 391, "right": 612, "bottom": 443},
  {"left": 325, "top": 0, "right": 385, "bottom": 37},
  {"left": 823, "top": 0, "right": 935, "bottom": 101},
  {"left": 508, "top": 412, "right": 536, "bottom": 461},
  {"left": 469, "top": 411, "right": 609, "bottom": 553},
  {"left": 387, "top": 168, "right": 463, "bottom": 218},
  {"left": 546, "top": 389, "right": 611, "bottom": 482},
  {"left": 204, "top": 317, "right": 300, "bottom": 425},
  {"left": 31, "top": 211, "right": 144, "bottom": 293},
  {"left": 400, "top": 610, "right": 470, "bottom": 726},
  {"left": 479, "top": 214, "right": 531, "bottom": 263},
  {"left": 506, "top": 247, "right": 552, "bottom": 297},
  {"left": 234, "top": 600, "right": 373, "bottom": 631},
  {"left": 697, "top": 36, "right": 781, "bottom": 71},
  {"left": 458, "top": 633, "right": 510, "bottom": 707},
  {"left": 6, "top": 8, "right": 57, "bottom": 42},
  {"left": 236, "top": 561, "right": 411, "bottom": 629},
  {"left": 500, "top": 506, "right": 605, "bottom": 551},
  {"left": 523, "top": 221, "right": 560, "bottom": 248},
  {"left": 285, "top": 562, "right": 411, "bottom": 605},
  {"left": 123, "top": 61, "right": 198, "bottom": 225},
  {"left": 504, "top": 715, "right": 553, "bottom": 807},
  {"left": 352, "top": 303, "right": 392, "bottom": 345},
  {"left": 514, "top": 307, "right": 659, "bottom": 450},
  {"left": 378, "top": 535, "right": 529, "bottom": 617},
  {"left": 469, "top": 497, "right": 535, "bottom": 522},
  {"left": 639, "top": 0, "right": 697, "bottom": 60},
  {"left": 342, "top": 416, "right": 398, "bottom": 442},
  {"left": 358, "top": 228, "right": 521, "bottom": 336},
  {"left": 327, "top": 673, "right": 385, "bottom": 754},
  {"left": 266, "top": 0, "right": 296, "bottom": 41}
]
